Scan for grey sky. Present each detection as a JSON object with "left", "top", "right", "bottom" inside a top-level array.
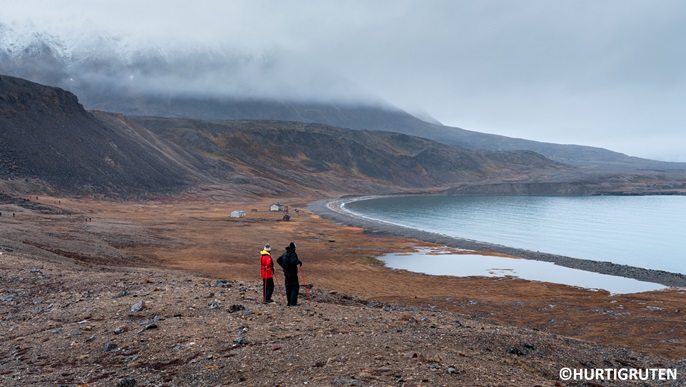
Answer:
[{"left": 3, "top": 0, "right": 685, "bottom": 161}]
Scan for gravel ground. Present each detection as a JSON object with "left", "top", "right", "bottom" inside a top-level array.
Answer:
[
  {"left": 2, "top": 253, "right": 684, "bottom": 386},
  {"left": 1, "top": 193, "right": 684, "bottom": 386}
]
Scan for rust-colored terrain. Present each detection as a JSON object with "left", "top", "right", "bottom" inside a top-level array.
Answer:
[{"left": 1, "top": 191, "right": 684, "bottom": 386}]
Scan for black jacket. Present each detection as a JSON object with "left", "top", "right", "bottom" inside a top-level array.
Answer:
[{"left": 277, "top": 246, "right": 301, "bottom": 278}]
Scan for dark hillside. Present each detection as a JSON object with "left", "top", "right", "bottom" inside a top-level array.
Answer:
[
  {"left": 132, "top": 117, "right": 575, "bottom": 194},
  {"left": 71, "top": 91, "right": 686, "bottom": 171},
  {"left": 1, "top": 74, "right": 578, "bottom": 197},
  {"left": 3, "top": 75, "right": 685, "bottom": 197},
  {"left": 0, "top": 75, "right": 192, "bottom": 195}
]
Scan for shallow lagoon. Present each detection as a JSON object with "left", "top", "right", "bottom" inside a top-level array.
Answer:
[{"left": 380, "top": 249, "right": 666, "bottom": 294}]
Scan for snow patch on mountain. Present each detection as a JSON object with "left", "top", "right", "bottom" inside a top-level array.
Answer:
[{"left": 0, "top": 21, "right": 376, "bottom": 104}]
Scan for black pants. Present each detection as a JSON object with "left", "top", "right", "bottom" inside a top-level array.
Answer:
[
  {"left": 285, "top": 275, "right": 299, "bottom": 306},
  {"left": 263, "top": 278, "right": 274, "bottom": 302}
]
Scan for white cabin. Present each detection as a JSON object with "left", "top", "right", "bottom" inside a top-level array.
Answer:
[{"left": 230, "top": 210, "right": 246, "bottom": 218}]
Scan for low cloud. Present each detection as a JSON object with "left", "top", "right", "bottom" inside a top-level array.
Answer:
[{"left": 2, "top": 1, "right": 685, "bottom": 161}]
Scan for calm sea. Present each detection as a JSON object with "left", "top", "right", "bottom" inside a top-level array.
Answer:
[{"left": 343, "top": 195, "right": 686, "bottom": 275}]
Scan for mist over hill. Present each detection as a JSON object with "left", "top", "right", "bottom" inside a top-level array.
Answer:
[
  {"left": 0, "top": 75, "right": 571, "bottom": 197},
  {"left": 2, "top": 75, "right": 686, "bottom": 198},
  {"left": 3, "top": 22, "right": 686, "bottom": 173}
]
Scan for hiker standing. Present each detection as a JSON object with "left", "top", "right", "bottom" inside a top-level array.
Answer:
[
  {"left": 260, "top": 244, "right": 275, "bottom": 303},
  {"left": 277, "top": 242, "right": 301, "bottom": 306}
]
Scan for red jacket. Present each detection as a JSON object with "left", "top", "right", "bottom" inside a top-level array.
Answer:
[{"left": 260, "top": 250, "right": 273, "bottom": 279}]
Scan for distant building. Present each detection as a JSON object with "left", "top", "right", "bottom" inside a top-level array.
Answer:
[
  {"left": 230, "top": 210, "right": 246, "bottom": 218},
  {"left": 270, "top": 203, "right": 285, "bottom": 212}
]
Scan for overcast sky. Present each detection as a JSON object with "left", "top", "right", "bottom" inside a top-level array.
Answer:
[{"left": 3, "top": 0, "right": 685, "bottom": 161}]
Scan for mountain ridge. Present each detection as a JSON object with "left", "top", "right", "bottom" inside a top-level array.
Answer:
[
  {"left": 2, "top": 74, "right": 686, "bottom": 197},
  {"left": 2, "top": 22, "right": 685, "bottom": 172}
]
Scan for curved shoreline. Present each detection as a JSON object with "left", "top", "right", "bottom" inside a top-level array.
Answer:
[{"left": 308, "top": 197, "right": 686, "bottom": 288}]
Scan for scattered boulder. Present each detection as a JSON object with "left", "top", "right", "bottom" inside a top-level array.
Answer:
[
  {"left": 228, "top": 304, "right": 245, "bottom": 313},
  {"left": 117, "top": 377, "right": 136, "bottom": 387},
  {"left": 130, "top": 301, "right": 145, "bottom": 312},
  {"left": 103, "top": 342, "right": 117, "bottom": 352}
]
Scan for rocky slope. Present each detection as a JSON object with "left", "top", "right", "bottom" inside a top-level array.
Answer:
[
  {"left": 0, "top": 75, "right": 194, "bottom": 196},
  {"left": 1, "top": 187, "right": 685, "bottom": 386},
  {"left": 0, "top": 75, "right": 575, "bottom": 197},
  {"left": 3, "top": 74, "right": 686, "bottom": 198},
  {"left": 2, "top": 252, "right": 684, "bottom": 386},
  {"left": 131, "top": 116, "right": 578, "bottom": 195}
]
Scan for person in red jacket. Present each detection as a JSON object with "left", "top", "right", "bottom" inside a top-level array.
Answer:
[{"left": 260, "top": 244, "right": 275, "bottom": 303}]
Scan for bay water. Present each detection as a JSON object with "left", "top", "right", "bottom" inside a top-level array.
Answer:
[{"left": 343, "top": 195, "right": 686, "bottom": 292}]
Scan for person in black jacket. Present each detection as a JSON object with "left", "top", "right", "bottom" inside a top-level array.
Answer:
[{"left": 277, "top": 242, "right": 301, "bottom": 306}]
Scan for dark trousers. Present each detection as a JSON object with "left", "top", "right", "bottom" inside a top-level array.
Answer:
[
  {"left": 263, "top": 278, "right": 274, "bottom": 302},
  {"left": 285, "top": 275, "right": 299, "bottom": 306}
]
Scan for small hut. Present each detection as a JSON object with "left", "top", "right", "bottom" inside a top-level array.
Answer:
[
  {"left": 230, "top": 210, "right": 246, "bottom": 218},
  {"left": 270, "top": 203, "right": 285, "bottom": 212}
]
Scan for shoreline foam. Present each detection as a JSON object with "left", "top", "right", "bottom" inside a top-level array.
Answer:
[{"left": 308, "top": 197, "right": 686, "bottom": 288}]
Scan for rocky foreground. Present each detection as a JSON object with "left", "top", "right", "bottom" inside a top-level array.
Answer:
[
  {"left": 1, "top": 253, "right": 684, "bottom": 387},
  {"left": 1, "top": 193, "right": 685, "bottom": 386}
]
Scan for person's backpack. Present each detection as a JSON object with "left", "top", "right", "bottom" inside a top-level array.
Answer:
[{"left": 276, "top": 253, "right": 286, "bottom": 269}]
